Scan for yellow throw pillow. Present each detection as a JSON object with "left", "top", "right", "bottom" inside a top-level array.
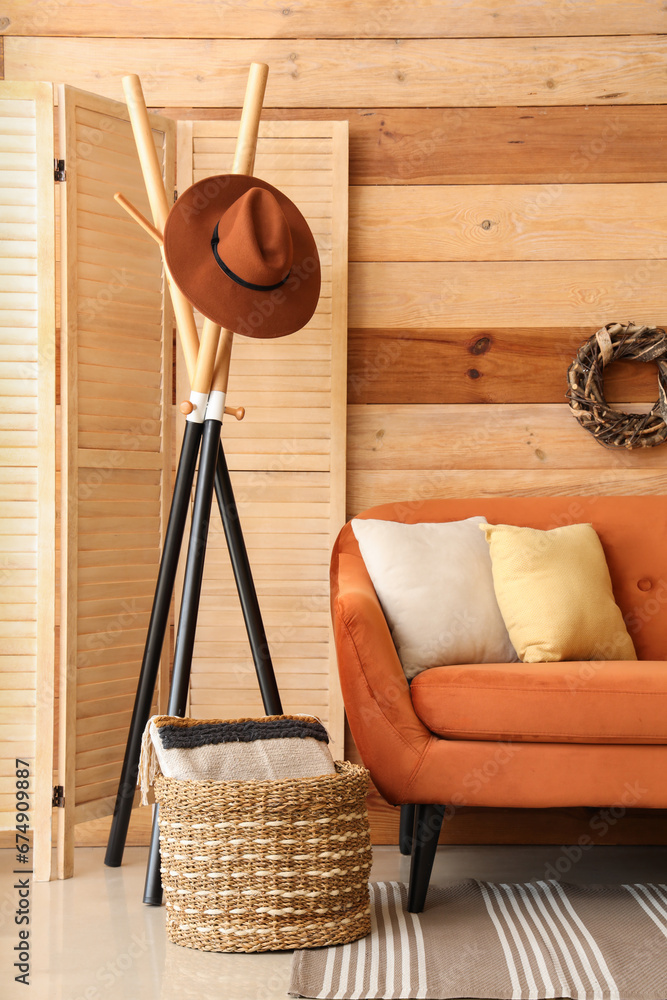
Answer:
[{"left": 479, "top": 522, "right": 636, "bottom": 663}]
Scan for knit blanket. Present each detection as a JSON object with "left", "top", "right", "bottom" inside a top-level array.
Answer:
[{"left": 139, "top": 714, "right": 336, "bottom": 801}]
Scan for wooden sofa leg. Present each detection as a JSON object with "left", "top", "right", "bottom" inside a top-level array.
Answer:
[
  {"left": 399, "top": 804, "right": 416, "bottom": 855},
  {"left": 407, "top": 804, "right": 446, "bottom": 913}
]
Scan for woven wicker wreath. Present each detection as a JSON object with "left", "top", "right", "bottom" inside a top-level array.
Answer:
[{"left": 567, "top": 321, "right": 667, "bottom": 449}]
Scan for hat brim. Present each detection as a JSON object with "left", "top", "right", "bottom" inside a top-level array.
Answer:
[{"left": 163, "top": 174, "right": 321, "bottom": 339}]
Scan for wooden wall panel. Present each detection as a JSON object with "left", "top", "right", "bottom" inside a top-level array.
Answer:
[
  {"left": 350, "top": 184, "right": 667, "bottom": 262},
  {"left": 175, "top": 120, "right": 348, "bottom": 752},
  {"left": 349, "top": 262, "right": 667, "bottom": 330},
  {"left": 6, "top": 36, "right": 667, "bottom": 108},
  {"left": 348, "top": 329, "right": 664, "bottom": 406},
  {"left": 347, "top": 404, "right": 667, "bottom": 472},
  {"left": 347, "top": 470, "right": 667, "bottom": 519},
  {"left": 58, "top": 87, "right": 174, "bottom": 874},
  {"left": 4, "top": 0, "right": 663, "bottom": 37},
  {"left": 158, "top": 107, "right": 667, "bottom": 186},
  {"left": 0, "top": 82, "right": 55, "bottom": 881}
]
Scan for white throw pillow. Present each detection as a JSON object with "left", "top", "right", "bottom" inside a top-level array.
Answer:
[{"left": 350, "top": 516, "right": 517, "bottom": 679}]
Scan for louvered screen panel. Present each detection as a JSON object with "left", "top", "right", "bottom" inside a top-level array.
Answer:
[
  {"left": 176, "top": 120, "right": 348, "bottom": 751},
  {"left": 59, "top": 87, "right": 174, "bottom": 872},
  {"left": 0, "top": 83, "right": 56, "bottom": 881}
]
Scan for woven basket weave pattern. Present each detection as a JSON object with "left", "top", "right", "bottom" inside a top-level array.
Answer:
[{"left": 155, "top": 760, "right": 372, "bottom": 952}]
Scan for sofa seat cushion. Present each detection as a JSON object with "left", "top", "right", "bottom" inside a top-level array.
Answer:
[{"left": 410, "top": 661, "right": 667, "bottom": 744}]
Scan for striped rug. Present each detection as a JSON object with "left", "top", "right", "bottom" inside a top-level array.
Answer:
[{"left": 289, "top": 879, "right": 667, "bottom": 999}]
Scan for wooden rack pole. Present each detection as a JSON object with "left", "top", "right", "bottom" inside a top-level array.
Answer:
[
  {"left": 232, "top": 61, "right": 267, "bottom": 176},
  {"left": 210, "top": 61, "right": 269, "bottom": 396},
  {"left": 112, "top": 190, "right": 247, "bottom": 418},
  {"left": 189, "top": 63, "right": 268, "bottom": 397},
  {"left": 114, "top": 192, "right": 163, "bottom": 244},
  {"left": 122, "top": 73, "right": 200, "bottom": 383}
]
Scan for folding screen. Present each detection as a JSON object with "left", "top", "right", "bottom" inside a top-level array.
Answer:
[
  {"left": 175, "top": 120, "right": 348, "bottom": 752},
  {"left": 58, "top": 87, "right": 174, "bottom": 876},
  {"left": 0, "top": 82, "right": 56, "bottom": 882}
]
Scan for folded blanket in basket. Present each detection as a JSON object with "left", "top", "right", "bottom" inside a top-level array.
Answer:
[{"left": 139, "top": 714, "right": 336, "bottom": 802}]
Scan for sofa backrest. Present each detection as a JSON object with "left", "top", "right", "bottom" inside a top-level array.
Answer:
[{"left": 341, "top": 495, "right": 667, "bottom": 661}]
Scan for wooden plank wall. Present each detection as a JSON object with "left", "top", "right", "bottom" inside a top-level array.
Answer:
[{"left": 4, "top": 0, "right": 667, "bottom": 846}]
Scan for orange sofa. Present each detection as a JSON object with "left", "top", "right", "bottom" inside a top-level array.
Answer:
[{"left": 330, "top": 496, "right": 667, "bottom": 911}]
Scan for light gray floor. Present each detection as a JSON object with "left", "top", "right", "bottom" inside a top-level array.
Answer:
[{"left": 2, "top": 843, "right": 667, "bottom": 1000}]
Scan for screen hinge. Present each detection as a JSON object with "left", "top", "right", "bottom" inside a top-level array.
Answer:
[
  {"left": 54, "top": 159, "right": 66, "bottom": 182},
  {"left": 52, "top": 785, "right": 65, "bottom": 808}
]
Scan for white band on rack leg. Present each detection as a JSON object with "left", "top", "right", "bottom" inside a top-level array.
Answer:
[
  {"left": 185, "top": 391, "right": 209, "bottom": 424},
  {"left": 205, "top": 390, "right": 226, "bottom": 423}
]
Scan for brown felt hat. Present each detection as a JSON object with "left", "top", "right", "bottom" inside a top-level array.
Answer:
[{"left": 163, "top": 174, "right": 320, "bottom": 339}]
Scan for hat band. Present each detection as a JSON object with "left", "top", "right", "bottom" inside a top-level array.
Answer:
[{"left": 211, "top": 223, "right": 291, "bottom": 292}]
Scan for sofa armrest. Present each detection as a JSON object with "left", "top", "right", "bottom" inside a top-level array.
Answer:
[{"left": 330, "top": 532, "right": 433, "bottom": 804}]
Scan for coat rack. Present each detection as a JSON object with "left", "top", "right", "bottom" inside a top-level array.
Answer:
[{"left": 104, "top": 64, "right": 286, "bottom": 905}]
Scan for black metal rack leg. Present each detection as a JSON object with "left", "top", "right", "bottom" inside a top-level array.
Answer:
[
  {"left": 105, "top": 409, "right": 287, "bottom": 889},
  {"left": 214, "top": 444, "right": 283, "bottom": 716},
  {"left": 104, "top": 420, "right": 204, "bottom": 869},
  {"left": 143, "top": 416, "right": 223, "bottom": 905}
]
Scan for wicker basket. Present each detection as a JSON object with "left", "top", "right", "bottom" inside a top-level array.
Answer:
[{"left": 154, "top": 759, "right": 372, "bottom": 952}]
